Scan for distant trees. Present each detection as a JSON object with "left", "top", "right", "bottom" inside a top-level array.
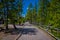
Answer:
[
  {"left": 37, "top": 0, "right": 49, "bottom": 25},
  {"left": 17, "top": 0, "right": 23, "bottom": 25},
  {"left": 25, "top": 3, "right": 33, "bottom": 23},
  {"left": 32, "top": 3, "right": 37, "bottom": 24},
  {"left": 0, "top": 0, "right": 4, "bottom": 22},
  {"left": 25, "top": 3, "right": 37, "bottom": 24}
]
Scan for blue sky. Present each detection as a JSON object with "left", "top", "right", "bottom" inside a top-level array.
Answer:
[{"left": 22, "top": 0, "right": 38, "bottom": 17}]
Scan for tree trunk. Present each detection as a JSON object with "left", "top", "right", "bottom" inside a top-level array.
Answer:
[
  {"left": 5, "top": 1, "right": 9, "bottom": 30},
  {"left": 6, "top": 24, "right": 8, "bottom": 30},
  {"left": 13, "top": 20, "right": 17, "bottom": 29},
  {"left": 6, "top": 20, "right": 9, "bottom": 30},
  {"left": 19, "top": 22, "right": 21, "bottom": 25},
  {"left": 13, "top": 23, "right": 17, "bottom": 29}
]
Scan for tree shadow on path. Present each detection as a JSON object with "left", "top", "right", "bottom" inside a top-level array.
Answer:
[{"left": 3, "top": 28, "right": 37, "bottom": 35}]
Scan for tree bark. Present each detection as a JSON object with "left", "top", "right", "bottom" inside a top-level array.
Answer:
[
  {"left": 13, "top": 20, "right": 17, "bottom": 29},
  {"left": 13, "top": 23, "right": 17, "bottom": 29},
  {"left": 6, "top": 19, "right": 9, "bottom": 30}
]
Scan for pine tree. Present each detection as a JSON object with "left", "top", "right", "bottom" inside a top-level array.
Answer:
[
  {"left": 0, "top": 0, "right": 23, "bottom": 29},
  {"left": 17, "top": 0, "right": 23, "bottom": 25},
  {"left": 37, "top": 0, "right": 49, "bottom": 25},
  {"left": 32, "top": 3, "right": 37, "bottom": 24},
  {"left": 25, "top": 3, "right": 33, "bottom": 23},
  {"left": 47, "top": 0, "right": 60, "bottom": 28}
]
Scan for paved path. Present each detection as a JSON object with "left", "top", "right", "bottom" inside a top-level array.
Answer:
[
  {"left": 0, "top": 24, "right": 24, "bottom": 40},
  {"left": 0, "top": 23, "right": 55, "bottom": 40},
  {"left": 18, "top": 25, "right": 55, "bottom": 40}
]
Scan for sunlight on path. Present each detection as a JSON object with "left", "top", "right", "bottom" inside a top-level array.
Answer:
[
  {"left": 18, "top": 26, "right": 55, "bottom": 40},
  {"left": 0, "top": 24, "right": 55, "bottom": 40}
]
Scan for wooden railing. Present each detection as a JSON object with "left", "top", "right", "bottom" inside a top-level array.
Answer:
[{"left": 38, "top": 25, "right": 60, "bottom": 40}]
